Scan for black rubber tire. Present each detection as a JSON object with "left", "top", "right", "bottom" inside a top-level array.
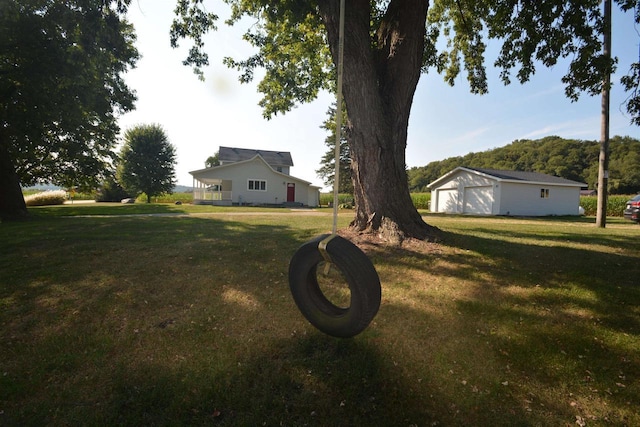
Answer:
[{"left": 288, "top": 234, "right": 381, "bottom": 338}]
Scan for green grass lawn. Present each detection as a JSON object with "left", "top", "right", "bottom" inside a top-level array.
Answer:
[{"left": 1, "top": 205, "right": 639, "bottom": 426}]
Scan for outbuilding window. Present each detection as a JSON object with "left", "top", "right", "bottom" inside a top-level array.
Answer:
[
  {"left": 248, "top": 179, "right": 267, "bottom": 191},
  {"left": 540, "top": 188, "right": 549, "bottom": 198}
]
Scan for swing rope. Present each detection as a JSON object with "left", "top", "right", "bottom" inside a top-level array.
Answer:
[
  {"left": 319, "top": 0, "right": 345, "bottom": 263},
  {"left": 332, "top": 0, "right": 345, "bottom": 235},
  {"left": 289, "top": 1, "right": 380, "bottom": 338}
]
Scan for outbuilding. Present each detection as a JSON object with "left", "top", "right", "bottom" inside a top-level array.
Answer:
[{"left": 427, "top": 167, "right": 586, "bottom": 216}]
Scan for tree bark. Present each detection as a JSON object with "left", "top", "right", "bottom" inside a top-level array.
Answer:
[
  {"left": 318, "top": 0, "right": 438, "bottom": 243},
  {"left": 0, "top": 136, "right": 28, "bottom": 221}
]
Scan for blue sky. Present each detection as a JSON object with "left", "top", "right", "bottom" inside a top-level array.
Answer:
[{"left": 119, "top": 1, "right": 640, "bottom": 189}]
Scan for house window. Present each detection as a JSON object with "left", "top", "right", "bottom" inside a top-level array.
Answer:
[
  {"left": 276, "top": 167, "right": 283, "bottom": 173},
  {"left": 540, "top": 188, "right": 549, "bottom": 198},
  {"left": 248, "top": 179, "right": 267, "bottom": 191}
]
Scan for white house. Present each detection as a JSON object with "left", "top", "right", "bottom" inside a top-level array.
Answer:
[
  {"left": 190, "top": 146, "right": 321, "bottom": 207},
  {"left": 427, "top": 167, "right": 586, "bottom": 216}
]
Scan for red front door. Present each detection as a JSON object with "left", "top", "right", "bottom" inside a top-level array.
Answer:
[{"left": 287, "top": 183, "right": 295, "bottom": 202}]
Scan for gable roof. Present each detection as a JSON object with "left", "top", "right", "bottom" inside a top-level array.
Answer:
[
  {"left": 189, "top": 155, "right": 317, "bottom": 187},
  {"left": 428, "top": 166, "right": 586, "bottom": 188},
  {"left": 218, "top": 146, "right": 293, "bottom": 167},
  {"left": 468, "top": 168, "right": 586, "bottom": 185}
]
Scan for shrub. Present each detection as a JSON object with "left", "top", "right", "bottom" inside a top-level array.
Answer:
[
  {"left": 24, "top": 190, "right": 67, "bottom": 206},
  {"left": 96, "top": 177, "right": 131, "bottom": 202},
  {"left": 137, "top": 192, "right": 194, "bottom": 204}
]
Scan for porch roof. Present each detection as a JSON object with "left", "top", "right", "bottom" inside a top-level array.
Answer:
[{"left": 193, "top": 177, "right": 224, "bottom": 185}]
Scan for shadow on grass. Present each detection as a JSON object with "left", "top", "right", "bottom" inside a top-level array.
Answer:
[
  {"left": 436, "top": 229, "right": 640, "bottom": 304},
  {"left": 2, "top": 213, "right": 639, "bottom": 425},
  {"left": 0, "top": 214, "right": 314, "bottom": 422},
  {"left": 102, "top": 333, "right": 444, "bottom": 426},
  {"left": 0, "top": 213, "right": 532, "bottom": 426},
  {"left": 459, "top": 224, "right": 640, "bottom": 250},
  {"left": 395, "top": 228, "right": 640, "bottom": 349},
  {"left": 26, "top": 203, "right": 296, "bottom": 218},
  {"left": 415, "top": 229, "right": 638, "bottom": 418},
  {"left": 100, "top": 304, "right": 576, "bottom": 427},
  {"left": 27, "top": 203, "right": 191, "bottom": 217},
  {"left": 0, "top": 214, "right": 317, "bottom": 339}
]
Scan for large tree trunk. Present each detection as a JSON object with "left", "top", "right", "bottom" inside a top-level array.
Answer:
[
  {"left": 319, "top": 0, "right": 438, "bottom": 243},
  {"left": 0, "top": 137, "right": 28, "bottom": 221}
]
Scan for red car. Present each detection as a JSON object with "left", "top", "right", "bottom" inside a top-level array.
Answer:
[{"left": 623, "top": 194, "right": 640, "bottom": 223}]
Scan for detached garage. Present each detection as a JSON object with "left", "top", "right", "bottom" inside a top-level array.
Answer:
[{"left": 427, "top": 167, "right": 586, "bottom": 216}]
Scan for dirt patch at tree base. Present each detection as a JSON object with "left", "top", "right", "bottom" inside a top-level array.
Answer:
[{"left": 336, "top": 228, "right": 442, "bottom": 256}]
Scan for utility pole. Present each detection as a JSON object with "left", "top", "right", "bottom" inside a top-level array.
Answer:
[{"left": 596, "top": 0, "right": 612, "bottom": 228}]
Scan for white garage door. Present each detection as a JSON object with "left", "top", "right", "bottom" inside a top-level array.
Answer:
[
  {"left": 463, "top": 186, "right": 493, "bottom": 214},
  {"left": 436, "top": 188, "right": 459, "bottom": 213}
]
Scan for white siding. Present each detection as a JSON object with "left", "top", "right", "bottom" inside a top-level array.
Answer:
[
  {"left": 196, "top": 158, "right": 288, "bottom": 204},
  {"left": 192, "top": 157, "right": 319, "bottom": 207},
  {"left": 498, "top": 182, "right": 580, "bottom": 216},
  {"left": 434, "top": 188, "right": 459, "bottom": 213},
  {"left": 307, "top": 187, "right": 320, "bottom": 207},
  {"left": 463, "top": 186, "right": 493, "bottom": 214},
  {"left": 429, "top": 169, "right": 582, "bottom": 216},
  {"left": 431, "top": 170, "right": 495, "bottom": 213}
]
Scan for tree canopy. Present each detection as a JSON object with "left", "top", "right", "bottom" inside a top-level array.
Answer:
[
  {"left": 0, "top": 0, "right": 138, "bottom": 219},
  {"left": 205, "top": 152, "right": 220, "bottom": 168},
  {"left": 169, "top": 0, "right": 640, "bottom": 241},
  {"left": 172, "top": 1, "right": 640, "bottom": 123},
  {"left": 408, "top": 135, "right": 640, "bottom": 194},
  {"left": 117, "top": 124, "right": 177, "bottom": 203}
]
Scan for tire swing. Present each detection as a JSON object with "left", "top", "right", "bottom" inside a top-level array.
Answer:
[{"left": 288, "top": 0, "right": 381, "bottom": 338}]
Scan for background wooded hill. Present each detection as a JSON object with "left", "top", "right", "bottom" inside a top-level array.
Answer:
[{"left": 408, "top": 136, "right": 640, "bottom": 194}]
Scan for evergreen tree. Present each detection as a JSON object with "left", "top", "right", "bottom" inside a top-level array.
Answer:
[{"left": 316, "top": 104, "right": 353, "bottom": 194}]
